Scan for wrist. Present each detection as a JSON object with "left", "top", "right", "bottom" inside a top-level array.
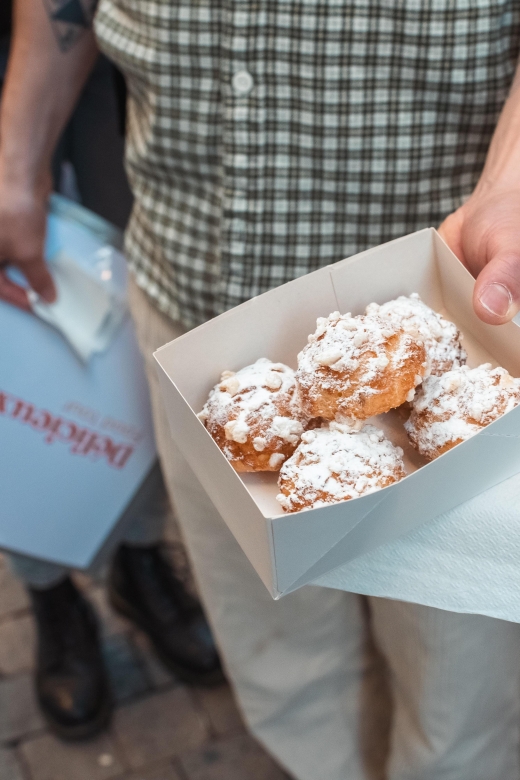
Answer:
[
  {"left": 0, "top": 150, "right": 52, "bottom": 201},
  {"left": 475, "top": 167, "right": 520, "bottom": 197},
  {"left": 471, "top": 167, "right": 520, "bottom": 204},
  {"left": 474, "top": 80, "right": 520, "bottom": 197}
]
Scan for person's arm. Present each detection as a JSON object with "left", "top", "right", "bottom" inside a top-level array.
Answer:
[
  {"left": 439, "top": 63, "right": 520, "bottom": 325},
  {"left": 0, "top": 0, "right": 99, "bottom": 309}
]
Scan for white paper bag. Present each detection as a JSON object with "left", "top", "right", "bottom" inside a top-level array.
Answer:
[{"left": 0, "top": 196, "right": 156, "bottom": 568}]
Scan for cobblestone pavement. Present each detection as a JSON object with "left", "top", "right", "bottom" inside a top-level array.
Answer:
[{"left": 0, "top": 525, "right": 289, "bottom": 780}]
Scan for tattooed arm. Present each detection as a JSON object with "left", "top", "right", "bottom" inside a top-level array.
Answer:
[
  {"left": 0, "top": 0, "right": 98, "bottom": 307},
  {"left": 43, "top": 0, "right": 98, "bottom": 53}
]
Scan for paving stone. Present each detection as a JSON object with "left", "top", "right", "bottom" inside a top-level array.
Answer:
[
  {"left": 0, "top": 748, "right": 26, "bottom": 780},
  {"left": 117, "top": 763, "right": 181, "bottom": 780},
  {"left": 0, "top": 556, "right": 30, "bottom": 619},
  {"left": 113, "top": 687, "right": 208, "bottom": 769},
  {"left": 0, "top": 615, "right": 36, "bottom": 675},
  {"left": 103, "top": 634, "right": 150, "bottom": 703},
  {"left": 20, "top": 732, "right": 124, "bottom": 780},
  {"left": 192, "top": 685, "right": 244, "bottom": 738},
  {"left": 0, "top": 674, "right": 44, "bottom": 743},
  {"left": 179, "top": 735, "right": 288, "bottom": 780}
]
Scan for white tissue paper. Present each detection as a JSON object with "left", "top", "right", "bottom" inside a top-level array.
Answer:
[
  {"left": 312, "top": 470, "right": 520, "bottom": 623},
  {"left": 29, "top": 249, "right": 127, "bottom": 362}
]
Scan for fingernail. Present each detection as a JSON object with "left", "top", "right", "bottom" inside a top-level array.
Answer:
[{"left": 478, "top": 283, "right": 512, "bottom": 318}]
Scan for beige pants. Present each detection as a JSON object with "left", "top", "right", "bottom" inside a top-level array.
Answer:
[{"left": 129, "top": 279, "right": 520, "bottom": 780}]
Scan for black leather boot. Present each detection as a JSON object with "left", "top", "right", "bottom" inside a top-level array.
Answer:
[
  {"left": 30, "top": 577, "right": 112, "bottom": 740},
  {"left": 108, "top": 544, "right": 224, "bottom": 685}
]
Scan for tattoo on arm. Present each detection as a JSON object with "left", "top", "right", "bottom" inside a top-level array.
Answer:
[{"left": 42, "top": 0, "right": 98, "bottom": 52}]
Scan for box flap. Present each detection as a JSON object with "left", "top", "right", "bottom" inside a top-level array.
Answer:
[
  {"left": 271, "top": 488, "right": 387, "bottom": 593},
  {"left": 156, "top": 364, "right": 277, "bottom": 593},
  {"left": 330, "top": 229, "right": 442, "bottom": 314},
  {"left": 154, "top": 265, "right": 340, "bottom": 411}
]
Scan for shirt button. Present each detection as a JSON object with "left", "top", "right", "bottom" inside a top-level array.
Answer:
[{"left": 232, "top": 70, "right": 254, "bottom": 96}]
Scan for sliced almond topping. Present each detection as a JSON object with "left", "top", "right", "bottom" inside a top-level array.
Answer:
[{"left": 315, "top": 348, "right": 343, "bottom": 367}]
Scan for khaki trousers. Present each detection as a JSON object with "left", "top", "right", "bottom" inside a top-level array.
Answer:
[{"left": 129, "top": 278, "right": 520, "bottom": 780}]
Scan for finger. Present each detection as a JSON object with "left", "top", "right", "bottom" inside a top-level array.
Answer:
[
  {"left": 21, "top": 255, "right": 57, "bottom": 303},
  {"left": 473, "top": 251, "right": 520, "bottom": 325},
  {"left": 0, "top": 269, "right": 32, "bottom": 311}
]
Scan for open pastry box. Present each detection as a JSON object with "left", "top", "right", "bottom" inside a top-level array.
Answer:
[{"left": 154, "top": 229, "right": 520, "bottom": 599}]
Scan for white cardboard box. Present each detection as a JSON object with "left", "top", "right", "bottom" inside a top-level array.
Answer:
[{"left": 154, "top": 229, "right": 520, "bottom": 599}]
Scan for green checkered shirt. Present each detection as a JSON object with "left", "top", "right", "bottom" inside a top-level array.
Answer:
[{"left": 95, "top": 0, "right": 520, "bottom": 328}]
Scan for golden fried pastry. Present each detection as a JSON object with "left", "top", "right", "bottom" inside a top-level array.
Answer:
[
  {"left": 404, "top": 364, "right": 520, "bottom": 460},
  {"left": 198, "top": 358, "right": 310, "bottom": 472},
  {"left": 276, "top": 422, "right": 406, "bottom": 513},
  {"left": 296, "top": 311, "right": 428, "bottom": 421},
  {"left": 366, "top": 293, "right": 466, "bottom": 376}
]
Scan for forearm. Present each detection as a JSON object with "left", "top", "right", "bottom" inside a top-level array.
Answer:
[
  {"left": 0, "top": 0, "right": 99, "bottom": 192},
  {"left": 0, "top": 0, "right": 99, "bottom": 307},
  {"left": 475, "top": 63, "right": 520, "bottom": 195},
  {"left": 439, "top": 61, "right": 520, "bottom": 325}
]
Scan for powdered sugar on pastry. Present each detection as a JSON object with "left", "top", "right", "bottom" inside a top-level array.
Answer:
[
  {"left": 276, "top": 422, "right": 406, "bottom": 513},
  {"left": 366, "top": 293, "right": 466, "bottom": 376},
  {"left": 199, "top": 358, "right": 309, "bottom": 472},
  {"left": 296, "top": 311, "right": 427, "bottom": 420},
  {"left": 404, "top": 363, "right": 520, "bottom": 460}
]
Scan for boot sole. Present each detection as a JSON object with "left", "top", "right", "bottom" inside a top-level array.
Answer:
[
  {"left": 39, "top": 686, "right": 113, "bottom": 741},
  {"left": 108, "top": 588, "right": 225, "bottom": 687}
]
